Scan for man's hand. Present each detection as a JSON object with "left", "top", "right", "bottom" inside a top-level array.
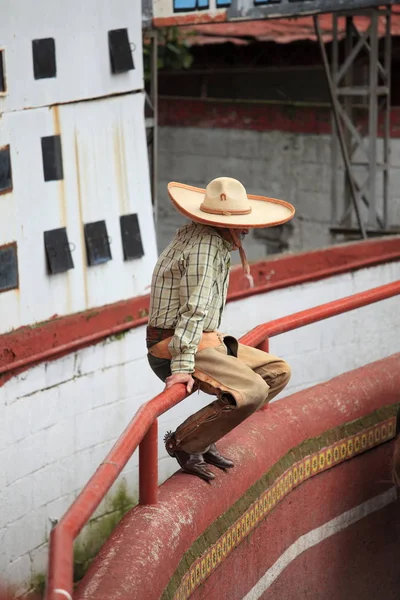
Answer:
[{"left": 165, "top": 373, "right": 195, "bottom": 393}]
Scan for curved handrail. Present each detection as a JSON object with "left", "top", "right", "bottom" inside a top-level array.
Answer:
[{"left": 45, "top": 279, "right": 400, "bottom": 600}]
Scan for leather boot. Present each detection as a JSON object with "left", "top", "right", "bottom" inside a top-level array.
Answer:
[
  {"left": 164, "top": 431, "right": 215, "bottom": 482},
  {"left": 203, "top": 443, "right": 234, "bottom": 470}
]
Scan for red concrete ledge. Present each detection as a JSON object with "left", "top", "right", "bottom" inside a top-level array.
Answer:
[
  {"left": 75, "top": 353, "right": 400, "bottom": 600},
  {"left": 159, "top": 97, "right": 400, "bottom": 137},
  {"left": 0, "top": 236, "right": 399, "bottom": 385}
]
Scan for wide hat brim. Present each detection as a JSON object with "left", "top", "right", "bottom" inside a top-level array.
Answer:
[{"left": 168, "top": 182, "right": 295, "bottom": 229}]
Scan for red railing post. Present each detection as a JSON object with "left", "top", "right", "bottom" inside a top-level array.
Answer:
[
  {"left": 139, "top": 420, "right": 159, "bottom": 505},
  {"left": 258, "top": 337, "right": 270, "bottom": 353}
]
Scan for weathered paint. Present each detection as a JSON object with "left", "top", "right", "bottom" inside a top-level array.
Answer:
[
  {"left": 0, "top": 93, "right": 158, "bottom": 335},
  {"left": 74, "top": 353, "right": 400, "bottom": 600},
  {"left": 0, "top": 0, "right": 143, "bottom": 113},
  {"left": 0, "top": 237, "right": 399, "bottom": 382},
  {"left": 159, "top": 98, "right": 400, "bottom": 138}
]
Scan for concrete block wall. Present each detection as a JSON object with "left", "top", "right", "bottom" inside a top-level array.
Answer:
[
  {"left": 156, "top": 126, "right": 400, "bottom": 262},
  {"left": 1, "top": 259, "right": 399, "bottom": 593}
]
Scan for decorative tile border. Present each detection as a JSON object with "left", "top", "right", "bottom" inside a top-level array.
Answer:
[{"left": 166, "top": 413, "right": 397, "bottom": 600}]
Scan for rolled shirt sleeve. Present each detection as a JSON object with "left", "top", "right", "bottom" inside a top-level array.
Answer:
[{"left": 168, "top": 238, "right": 219, "bottom": 374}]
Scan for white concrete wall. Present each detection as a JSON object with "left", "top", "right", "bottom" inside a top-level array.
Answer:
[
  {"left": 0, "top": 0, "right": 143, "bottom": 112},
  {"left": 1, "top": 259, "right": 399, "bottom": 593},
  {"left": 156, "top": 127, "right": 400, "bottom": 262},
  {"left": 0, "top": 0, "right": 158, "bottom": 335},
  {"left": 0, "top": 93, "right": 157, "bottom": 333}
]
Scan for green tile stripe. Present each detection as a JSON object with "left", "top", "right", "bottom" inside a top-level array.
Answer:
[{"left": 162, "top": 403, "right": 399, "bottom": 600}]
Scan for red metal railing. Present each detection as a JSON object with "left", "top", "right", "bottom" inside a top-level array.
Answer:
[{"left": 39, "top": 280, "right": 400, "bottom": 600}]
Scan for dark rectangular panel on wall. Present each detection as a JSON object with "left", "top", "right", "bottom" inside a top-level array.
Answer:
[
  {"left": 0, "top": 243, "right": 18, "bottom": 292},
  {"left": 0, "top": 50, "right": 5, "bottom": 92},
  {"left": 32, "top": 38, "right": 57, "bottom": 79},
  {"left": 120, "top": 214, "right": 144, "bottom": 260},
  {"left": 44, "top": 228, "right": 74, "bottom": 274},
  {"left": 0, "top": 146, "right": 12, "bottom": 194},
  {"left": 108, "top": 29, "right": 134, "bottom": 74},
  {"left": 41, "top": 135, "right": 64, "bottom": 181},
  {"left": 84, "top": 220, "right": 112, "bottom": 266}
]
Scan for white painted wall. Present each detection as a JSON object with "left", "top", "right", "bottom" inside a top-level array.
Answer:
[
  {"left": 1, "top": 259, "right": 399, "bottom": 593},
  {"left": 0, "top": 0, "right": 143, "bottom": 112},
  {"left": 0, "top": 0, "right": 158, "bottom": 335},
  {"left": 0, "top": 93, "right": 157, "bottom": 333}
]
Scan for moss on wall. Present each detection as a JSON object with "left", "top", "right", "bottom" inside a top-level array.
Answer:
[{"left": 73, "top": 480, "right": 137, "bottom": 582}]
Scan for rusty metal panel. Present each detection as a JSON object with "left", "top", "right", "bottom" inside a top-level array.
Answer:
[
  {"left": 0, "top": 0, "right": 143, "bottom": 114},
  {"left": 151, "top": 0, "right": 397, "bottom": 26}
]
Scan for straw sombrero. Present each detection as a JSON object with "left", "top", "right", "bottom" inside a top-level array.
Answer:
[{"left": 168, "top": 177, "right": 295, "bottom": 229}]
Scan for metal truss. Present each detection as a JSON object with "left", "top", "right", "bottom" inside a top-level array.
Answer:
[{"left": 316, "top": 6, "right": 395, "bottom": 238}]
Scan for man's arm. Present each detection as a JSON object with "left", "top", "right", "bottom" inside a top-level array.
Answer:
[{"left": 168, "top": 238, "right": 219, "bottom": 379}]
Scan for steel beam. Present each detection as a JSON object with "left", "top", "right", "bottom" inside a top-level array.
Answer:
[{"left": 326, "top": 6, "right": 393, "bottom": 238}]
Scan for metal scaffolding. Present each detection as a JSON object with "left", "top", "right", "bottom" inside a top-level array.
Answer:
[{"left": 315, "top": 6, "right": 395, "bottom": 238}]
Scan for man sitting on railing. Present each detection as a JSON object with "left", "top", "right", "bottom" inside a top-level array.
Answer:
[{"left": 146, "top": 177, "right": 295, "bottom": 482}]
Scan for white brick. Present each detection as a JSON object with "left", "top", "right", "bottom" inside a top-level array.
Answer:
[
  {"left": 4, "top": 397, "right": 32, "bottom": 446},
  {"left": 0, "top": 478, "right": 33, "bottom": 528},
  {"left": 73, "top": 441, "right": 114, "bottom": 491},
  {"left": 30, "top": 386, "right": 62, "bottom": 434},
  {"left": 44, "top": 353, "right": 75, "bottom": 388},
  {"left": 3, "top": 364, "right": 47, "bottom": 405},
  {"left": 5, "top": 554, "right": 32, "bottom": 595},
  {"left": 6, "top": 429, "right": 62, "bottom": 486},
  {"left": 32, "top": 463, "right": 63, "bottom": 508},
  {"left": 42, "top": 420, "right": 75, "bottom": 463},
  {"left": 45, "top": 492, "right": 76, "bottom": 523},
  {"left": 3, "top": 510, "right": 47, "bottom": 563},
  {"left": 30, "top": 543, "right": 48, "bottom": 578}
]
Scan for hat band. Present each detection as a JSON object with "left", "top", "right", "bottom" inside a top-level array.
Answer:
[{"left": 200, "top": 203, "right": 252, "bottom": 217}]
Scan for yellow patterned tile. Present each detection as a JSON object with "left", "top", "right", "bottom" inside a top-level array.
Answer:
[
  {"left": 226, "top": 531, "right": 232, "bottom": 553},
  {"left": 200, "top": 558, "right": 206, "bottom": 579},
  {"left": 347, "top": 438, "right": 354, "bottom": 457},
  {"left": 319, "top": 452, "right": 325, "bottom": 470},
  {"left": 368, "top": 430, "right": 374, "bottom": 447},
  {"left": 340, "top": 443, "right": 346, "bottom": 459},
  {"left": 211, "top": 547, "right": 217, "bottom": 569},
  {"left": 206, "top": 552, "right": 212, "bottom": 574},
  {"left": 299, "top": 462, "right": 305, "bottom": 480},
  {"left": 312, "top": 455, "right": 318, "bottom": 474},
  {"left": 293, "top": 465, "right": 298, "bottom": 485},
  {"left": 326, "top": 448, "right": 333, "bottom": 466},
  {"left": 375, "top": 427, "right": 381, "bottom": 443},
  {"left": 354, "top": 436, "right": 360, "bottom": 453},
  {"left": 195, "top": 563, "right": 201, "bottom": 585},
  {"left": 305, "top": 458, "right": 311, "bottom": 477},
  {"left": 361, "top": 433, "right": 367, "bottom": 449},
  {"left": 388, "top": 421, "right": 394, "bottom": 437},
  {"left": 333, "top": 445, "right": 340, "bottom": 462},
  {"left": 217, "top": 543, "right": 222, "bottom": 564}
]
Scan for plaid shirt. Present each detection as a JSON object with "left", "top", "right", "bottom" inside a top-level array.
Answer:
[{"left": 148, "top": 222, "right": 232, "bottom": 374}]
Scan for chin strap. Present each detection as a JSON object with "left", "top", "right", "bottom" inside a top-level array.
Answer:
[{"left": 228, "top": 229, "right": 254, "bottom": 288}]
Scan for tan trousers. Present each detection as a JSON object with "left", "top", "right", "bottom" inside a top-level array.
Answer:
[{"left": 148, "top": 334, "right": 291, "bottom": 454}]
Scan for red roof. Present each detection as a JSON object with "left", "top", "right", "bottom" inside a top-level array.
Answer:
[{"left": 181, "top": 10, "right": 400, "bottom": 45}]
